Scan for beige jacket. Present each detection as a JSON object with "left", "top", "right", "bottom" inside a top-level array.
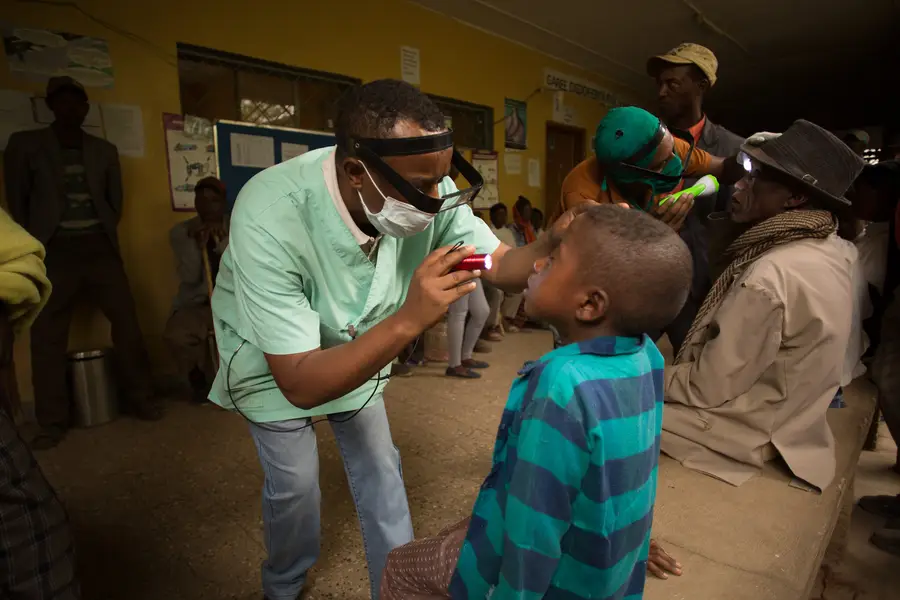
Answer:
[{"left": 661, "top": 234, "right": 856, "bottom": 490}]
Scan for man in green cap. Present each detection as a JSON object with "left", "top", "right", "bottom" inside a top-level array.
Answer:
[{"left": 553, "top": 105, "right": 748, "bottom": 351}]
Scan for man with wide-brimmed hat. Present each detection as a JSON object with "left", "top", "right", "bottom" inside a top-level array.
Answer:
[{"left": 660, "top": 119, "right": 864, "bottom": 492}]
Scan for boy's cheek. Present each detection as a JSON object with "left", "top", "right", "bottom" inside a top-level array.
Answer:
[{"left": 523, "top": 284, "right": 547, "bottom": 320}]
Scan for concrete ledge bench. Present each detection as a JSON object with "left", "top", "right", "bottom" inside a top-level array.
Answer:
[{"left": 645, "top": 379, "right": 877, "bottom": 600}]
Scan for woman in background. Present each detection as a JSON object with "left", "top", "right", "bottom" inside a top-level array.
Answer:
[{"left": 507, "top": 196, "right": 536, "bottom": 248}]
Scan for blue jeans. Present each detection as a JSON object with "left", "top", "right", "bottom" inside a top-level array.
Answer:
[{"left": 248, "top": 402, "right": 413, "bottom": 600}]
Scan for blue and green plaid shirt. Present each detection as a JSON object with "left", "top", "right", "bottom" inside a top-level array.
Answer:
[{"left": 450, "top": 335, "right": 664, "bottom": 600}]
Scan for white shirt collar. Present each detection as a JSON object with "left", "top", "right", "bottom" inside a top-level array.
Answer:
[{"left": 322, "top": 149, "right": 373, "bottom": 246}]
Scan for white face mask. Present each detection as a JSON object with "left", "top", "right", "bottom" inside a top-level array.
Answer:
[{"left": 357, "top": 162, "right": 435, "bottom": 238}]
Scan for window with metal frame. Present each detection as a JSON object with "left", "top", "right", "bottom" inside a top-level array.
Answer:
[
  {"left": 177, "top": 44, "right": 360, "bottom": 132},
  {"left": 428, "top": 94, "right": 494, "bottom": 151}
]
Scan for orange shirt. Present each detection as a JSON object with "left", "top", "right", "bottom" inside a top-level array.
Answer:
[
  {"left": 688, "top": 116, "right": 707, "bottom": 144},
  {"left": 556, "top": 138, "right": 713, "bottom": 219}
]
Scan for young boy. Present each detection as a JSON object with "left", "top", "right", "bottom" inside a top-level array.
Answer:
[{"left": 380, "top": 204, "right": 693, "bottom": 599}]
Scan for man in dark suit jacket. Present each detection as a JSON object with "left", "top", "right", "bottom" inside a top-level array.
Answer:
[
  {"left": 4, "top": 77, "right": 161, "bottom": 449},
  {"left": 647, "top": 43, "right": 744, "bottom": 355}
]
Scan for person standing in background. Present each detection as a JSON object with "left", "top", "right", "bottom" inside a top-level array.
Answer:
[
  {"left": 530, "top": 207, "right": 545, "bottom": 236},
  {"left": 505, "top": 196, "right": 537, "bottom": 332},
  {"left": 164, "top": 177, "right": 228, "bottom": 403},
  {"left": 481, "top": 203, "right": 517, "bottom": 340},
  {"left": 4, "top": 76, "right": 161, "bottom": 450},
  {"left": 0, "top": 207, "right": 80, "bottom": 599},
  {"left": 445, "top": 280, "right": 490, "bottom": 379},
  {"left": 647, "top": 43, "right": 743, "bottom": 353}
]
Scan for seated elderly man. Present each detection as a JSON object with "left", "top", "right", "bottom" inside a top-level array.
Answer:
[
  {"left": 163, "top": 176, "right": 228, "bottom": 402},
  {"left": 661, "top": 120, "right": 864, "bottom": 491}
]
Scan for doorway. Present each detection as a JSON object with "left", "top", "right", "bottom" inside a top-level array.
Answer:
[{"left": 545, "top": 123, "right": 586, "bottom": 220}]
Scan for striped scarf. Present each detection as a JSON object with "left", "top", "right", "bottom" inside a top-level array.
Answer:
[{"left": 674, "top": 210, "right": 837, "bottom": 364}]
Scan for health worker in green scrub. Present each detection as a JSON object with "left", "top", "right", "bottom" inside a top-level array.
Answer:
[{"left": 208, "top": 80, "right": 578, "bottom": 600}]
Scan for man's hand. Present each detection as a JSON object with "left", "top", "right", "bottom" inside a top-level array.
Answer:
[
  {"left": 648, "top": 539, "right": 683, "bottom": 579},
  {"left": 545, "top": 202, "right": 596, "bottom": 250},
  {"left": 397, "top": 245, "right": 481, "bottom": 331},
  {"left": 745, "top": 131, "right": 781, "bottom": 146},
  {"left": 189, "top": 221, "right": 227, "bottom": 246},
  {"left": 653, "top": 192, "right": 694, "bottom": 232}
]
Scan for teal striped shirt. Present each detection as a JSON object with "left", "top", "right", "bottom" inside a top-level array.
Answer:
[{"left": 450, "top": 335, "right": 664, "bottom": 599}]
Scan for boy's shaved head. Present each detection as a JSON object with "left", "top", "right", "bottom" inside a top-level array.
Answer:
[{"left": 569, "top": 205, "right": 692, "bottom": 336}]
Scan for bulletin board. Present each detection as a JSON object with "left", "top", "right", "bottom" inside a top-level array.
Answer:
[{"left": 214, "top": 120, "right": 335, "bottom": 207}]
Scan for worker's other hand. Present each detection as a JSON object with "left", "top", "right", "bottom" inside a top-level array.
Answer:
[
  {"left": 546, "top": 202, "right": 595, "bottom": 250},
  {"left": 399, "top": 245, "right": 481, "bottom": 331},
  {"left": 652, "top": 192, "right": 693, "bottom": 232},
  {"left": 745, "top": 131, "right": 781, "bottom": 145},
  {"left": 647, "top": 539, "right": 683, "bottom": 579}
]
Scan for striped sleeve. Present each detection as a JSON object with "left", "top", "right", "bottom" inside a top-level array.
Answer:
[{"left": 492, "top": 365, "right": 592, "bottom": 599}]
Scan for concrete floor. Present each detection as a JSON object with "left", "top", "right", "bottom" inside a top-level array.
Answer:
[{"left": 31, "top": 331, "right": 900, "bottom": 599}]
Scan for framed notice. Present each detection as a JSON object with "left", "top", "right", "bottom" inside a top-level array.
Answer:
[
  {"left": 163, "top": 113, "right": 217, "bottom": 211},
  {"left": 471, "top": 151, "right": 499, "bottom": 209}
]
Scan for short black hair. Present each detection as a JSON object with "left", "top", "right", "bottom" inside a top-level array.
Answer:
[
  {"left": 569, "top": 205, "right": 692, "bottom": 336},
  {"left": 489, "top": 203, "right": 507, "bottom": 217},
  {"left": 515, "top": 195, "right": 531, "bottom": 211},
  {"left": 335, "top": 79, "right": 445, "bottom": 157},
  {"left": 533, "top": 208, "right": 544, "bottom": 218}
]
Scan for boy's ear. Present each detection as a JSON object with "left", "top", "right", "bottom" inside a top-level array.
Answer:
[{"left": 574, "top": 287, "right": 608, "bottom": 324}]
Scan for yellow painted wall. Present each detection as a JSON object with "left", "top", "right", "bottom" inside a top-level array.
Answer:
[{"left": 1, "top": 0, "right": 630, "bottom": 398}]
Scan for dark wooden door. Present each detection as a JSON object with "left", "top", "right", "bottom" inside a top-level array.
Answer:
[{"left": 545, "top": 124, "right": 586, "bottom": 219}]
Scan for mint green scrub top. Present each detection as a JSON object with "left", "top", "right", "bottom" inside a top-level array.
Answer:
[{"left": 209, "top": 147, "right": 501, "bottom": 422}]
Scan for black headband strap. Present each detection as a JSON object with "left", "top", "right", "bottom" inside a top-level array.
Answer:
[
  {"left": 352, "top": 131, "right": 454, "bottom": 157},
  {"left": 625, "top": 123, "right": 667, "bottom": 166}
]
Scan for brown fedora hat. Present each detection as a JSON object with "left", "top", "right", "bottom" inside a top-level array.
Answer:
[{"left": 740, "top": 119, "right": 865, "bottom": 208}]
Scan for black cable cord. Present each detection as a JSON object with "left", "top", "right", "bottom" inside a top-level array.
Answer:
[{"left": 225, "top": 335, "right": 420, "bottom": 433}]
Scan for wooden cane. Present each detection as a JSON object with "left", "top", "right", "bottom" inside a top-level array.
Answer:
[{"left": 201, "top": 237, "right": 220, "bottom": 371}]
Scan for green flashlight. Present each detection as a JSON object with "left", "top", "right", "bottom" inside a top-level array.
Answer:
[{"left": 657, "top": 174, "right": 720, "bottom": 207}]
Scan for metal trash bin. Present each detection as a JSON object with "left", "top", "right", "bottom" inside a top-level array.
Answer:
[{"left": 68, "top": 349, "right": 118, "bottom": 428}]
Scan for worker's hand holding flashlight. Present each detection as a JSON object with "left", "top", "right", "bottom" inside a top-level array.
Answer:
[
  {"left": 398, "top": 244, "right": 482, "bottom": 331},
  {"left": 653, "top": 192, "right": 694, "bottom": 232}
]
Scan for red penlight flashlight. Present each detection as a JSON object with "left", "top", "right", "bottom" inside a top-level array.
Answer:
[{"left": 451, "top": 254, "right": 492, "bottom": 272}]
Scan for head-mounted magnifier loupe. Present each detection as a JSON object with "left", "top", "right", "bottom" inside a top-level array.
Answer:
[{"left": 348, "top": 130, "right": 484, "bottom": 214}]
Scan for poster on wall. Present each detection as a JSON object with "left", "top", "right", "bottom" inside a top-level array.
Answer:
[
  {"left": 400, "top": 46, "right": 420, "bottom": 86},
  {"left": 2, "top": 26, "right": 114, "bottom": 87},
  {"left": 503, "top": 152, "right": 522, "bottom": 175},
  {"left": 471, "top": 151, "right": 498, "bottom": 210},
  {"left": 528, "top": 158, "right": 541, "bottom": 188},
  {"left": 504, "top": 98, "right": 527, "bottom": 150},
  {"left": 552, "top": 91, "right": 576, "bottom": 125},
  {"left": 163, "top": 113, "right": 217, "bottom": 211},
  {"left": 100, "top": 104, "right": 144, "bottom": 157}
]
